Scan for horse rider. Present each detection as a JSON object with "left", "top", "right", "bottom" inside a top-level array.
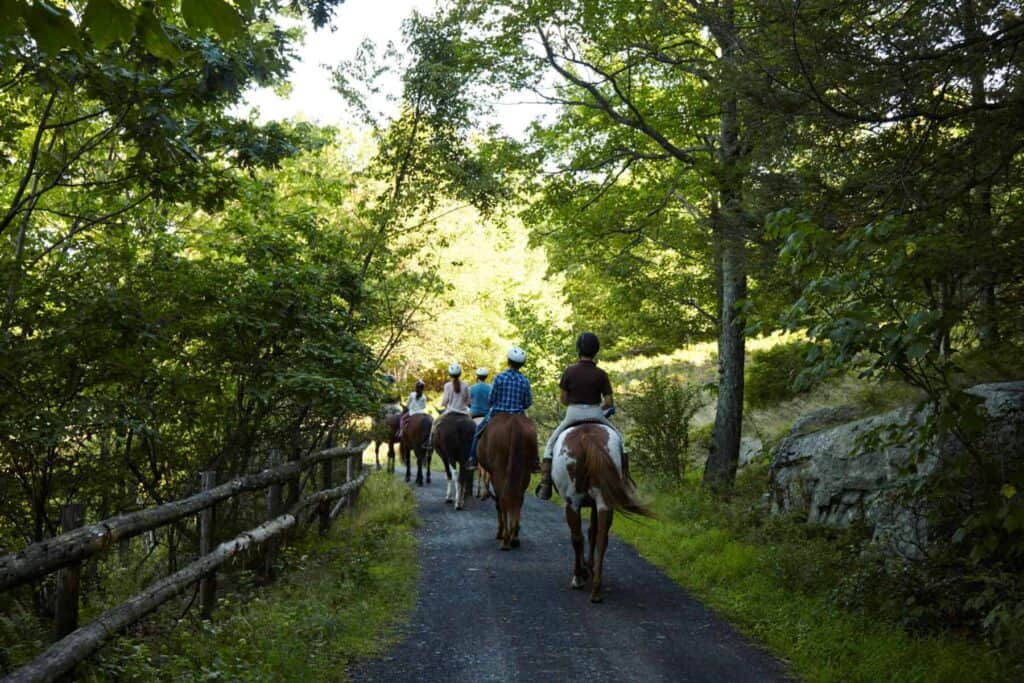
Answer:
[
  {"left": 469, "top": 367, "right": 491, "bottom": 420},
  {"left": 399, "top": 379, "right": 428, "bottom": 439},
  {"left": 467, "top": 346, "right": 532, "bottom": 470},
  {"left": 431, "top": 363, "right": 472, "bottom": 440},
  {"left": 536, "top": 332, "right": 624, "bottom": 500}
]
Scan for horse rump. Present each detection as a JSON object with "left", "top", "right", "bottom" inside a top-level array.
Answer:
[{"left": 575, "top": 427, "right": 654, "bottom": 519}]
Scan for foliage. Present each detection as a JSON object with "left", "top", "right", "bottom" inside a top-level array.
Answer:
[
  {"left": 621, "top": 372, "right": 704, "bottom": 482},
  {"left": 744, "top": 340, "right": 823, "bottom": 409}
]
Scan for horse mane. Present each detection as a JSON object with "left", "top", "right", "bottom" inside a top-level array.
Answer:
[{"left": 576, "top": 427, "right": 654, "bottom": 519}]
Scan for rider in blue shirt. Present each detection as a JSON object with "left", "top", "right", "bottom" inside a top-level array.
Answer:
[
  {"left": 469, "top": 368, "right": 492, "bottom": 418},
  {"left": 467, "top": 347, "right": 531, "bottom": 469}
]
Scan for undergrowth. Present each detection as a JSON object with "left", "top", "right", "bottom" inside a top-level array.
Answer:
[{"left": 74, "top": 473, "right": 419, "bottom": 682}]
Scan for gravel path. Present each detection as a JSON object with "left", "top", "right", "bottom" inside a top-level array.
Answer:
[{"left": 350, "top": 473, "right": 793, "bottom": 683}]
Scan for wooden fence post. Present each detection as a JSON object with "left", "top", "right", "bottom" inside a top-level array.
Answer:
[
  {"left": 199, "top": 471, "right": 216, "bottom": 620},
  {"left": 53, "top": 503, "right": 84, "bottom": 641},
  {"left": 264, "top": 450, "right": 283, "bottom": 579}
]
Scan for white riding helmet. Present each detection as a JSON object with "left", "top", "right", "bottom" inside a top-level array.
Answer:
[
  {"left": 476, "top": 367, "right": 489, "bottom": 378},
  {"left": 448, "top": 363, "right": 462, "bottom": 377},
  {"left": 507, "top": 346, "right": 527, "bottom": 364}
]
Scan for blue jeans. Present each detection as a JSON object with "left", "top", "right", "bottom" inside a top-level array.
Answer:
[{"left": 468, "top": 415, "right": 489, "bottom": 467}]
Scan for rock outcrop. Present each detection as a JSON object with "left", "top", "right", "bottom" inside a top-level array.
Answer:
[{"left": 769, "top": 382, "right": 1024, "bottom": 558}]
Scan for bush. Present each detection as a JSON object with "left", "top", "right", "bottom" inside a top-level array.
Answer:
[
  {"left": 622, "top": 372, "right": 703, "bottom": 482},
  {"left": 745, "top": 340, "right": 822, "bottom": 408}
]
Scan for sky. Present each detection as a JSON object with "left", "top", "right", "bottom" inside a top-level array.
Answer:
[{"left": 238, "top": 0, "right": 548, "bottom": 137}]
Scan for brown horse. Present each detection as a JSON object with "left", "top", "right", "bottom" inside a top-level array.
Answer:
[
  {"left": 372, "top": 403, "right": 402, "bottom": 472},
  {"left": 401, "top": 412, "right": 434, "bottom": 486},
  {"left": 551, "top": 423, "right": 653, "bottom": 603},
  {"left": 431, "top": 413, "right": 476, "bottom": 509},
  {"left": 478, "top": 413, "right": 537, "bottom": 550}
]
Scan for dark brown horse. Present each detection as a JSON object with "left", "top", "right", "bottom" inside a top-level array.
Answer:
[
  {"left": 471, "top": 416, "right": 492, "bottom": 501},
  {"left": 372, "top": 403, "right": 402, "bottom": 472},
  {"left": 478, "top": 413, "right": 537, "bottom": 550},
  {"left": 401, "top": 412, "right": 434, "bottom": 486},
  {"left": 431, "top": 413, "right": 475, "bottom": 509},
  {"left": 551, "top": 424, "right": 653, "bottom": 603}
]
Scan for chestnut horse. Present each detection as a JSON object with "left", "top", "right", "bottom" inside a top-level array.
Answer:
[
  {"left": 431, "top": 413, "right": 475, "bottom": 509},
  {"left": 552, "top": 424, "right": 653, "bottom": 603},
  {"left": 478, "top": 413, "right": 537, "bottom": 550},
  {"left": 401, "top": 412, "right": 434, "bottom": 486},
  {"left": 372, "top": 403, "right": 402, "bottom": 472}
]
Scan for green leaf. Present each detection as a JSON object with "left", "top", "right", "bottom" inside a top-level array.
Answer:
[
  {"left": 82, "top": 0, "right": 135, "bottom": 50},
  {"left": 0, "top": 1, "right": 27, "bottom": 38},
  {"left": 25, "top": 1, "right": 83, "bottom": 54},
  {"left": 137, "top": 8, "right": 179, "bottom": 61},
  {"left": 181, "top": 0, "right": 243, "bottom": 40}
]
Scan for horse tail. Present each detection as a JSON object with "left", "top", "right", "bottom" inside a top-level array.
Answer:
[
  {"left": 581, "top": 429, "right": 655, "bottom": 519},
  {"left": 504, "top": 421, "right": 526, "bottom": 503}
]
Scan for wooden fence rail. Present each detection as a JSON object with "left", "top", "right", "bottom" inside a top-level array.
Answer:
[
  {"left": 0, "top": 445, "right": 365, "bottom": 591},
  {"left": 4, "top": 471, "right": 370, "bottom": 683}
]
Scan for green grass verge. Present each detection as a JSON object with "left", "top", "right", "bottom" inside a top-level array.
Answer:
[
  {"left": 611, "top": 473, "right": 1005, "bottom": 682},
  {"left": 80, "top": 472, "right": 419, "bottom": 682}
]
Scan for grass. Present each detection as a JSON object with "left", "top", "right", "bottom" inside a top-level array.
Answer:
[
  {"left": 609, "top": 469, "right": 1007, "bottom": 682},
  {"left": 77, "top": 472, "right": 420, "bottom": 682}
]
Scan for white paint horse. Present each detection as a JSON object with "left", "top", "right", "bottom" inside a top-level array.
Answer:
[{"left": 552, "top": 423, "right": 653, "bottom": 603}]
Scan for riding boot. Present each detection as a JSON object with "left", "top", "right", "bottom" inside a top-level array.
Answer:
[{"left": 535, "top": 459, "right": 553, "bottom": 500}]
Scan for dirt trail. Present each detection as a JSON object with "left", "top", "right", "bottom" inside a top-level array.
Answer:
[{"left": 350, "top": 474, "right": 792, "bottom": 682}]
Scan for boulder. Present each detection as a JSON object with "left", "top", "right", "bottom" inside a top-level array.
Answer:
[
  {"left": 769, "top": 382, "right": 1024, "bottom": 558},
  {"left": 738, "top": 437, "right": 764, "bottom": 468},
  {"left": 788, "top": 405, "right": 864, "bottom": 437}
]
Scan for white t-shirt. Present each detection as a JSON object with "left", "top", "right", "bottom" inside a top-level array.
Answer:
[{"left": 407, "top": 392, "right": 428, "bottom": 414}]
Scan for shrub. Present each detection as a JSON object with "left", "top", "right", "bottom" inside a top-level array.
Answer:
[
  {"left": 622, "top": 372, "right": 703, "bottom": 482},
  {"left": 745, "top": 340, "right": 822, "bottom": 408}
]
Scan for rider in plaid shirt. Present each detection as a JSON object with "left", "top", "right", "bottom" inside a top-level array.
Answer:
[{"left": 467, "top": 346, "right": 531, "bottom": 469}]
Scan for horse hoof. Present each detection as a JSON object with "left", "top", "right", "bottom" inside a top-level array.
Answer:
[
  {"left": 500, "top": 544, "right": 510, "bottom": 551},
  {"left": 510, "top": 538, "right": 520, "bottom": 548},
  {"left": 590, "top": 594, "right": 603, "bottom": 604},
  {"left": 445, "top": 499, "right": 453, "bottom": 504},
  {"left": 455, "top": 504, "right": 463, "bottom": 511},
  {"left": 571, "top": 576, "right": 586, "bottom": 590}
]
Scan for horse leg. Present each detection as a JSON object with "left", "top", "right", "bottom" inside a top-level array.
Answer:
[
  {"left": 587, "top": 502, "right": 598, "bottom": 572},
  {"left": 415, "top": 448, "right": 424, "bottom": 486},
  {"left": 443, "top": 457, "right": 454, "bottom": 504},
  {"left": 401, "top": 444, "right": 411, "bottom": 482},
  {"left": 509, "top": 500, "right": 521, "bottom": 549},
  {"left": 590, "top": 508, "right": 612, "bottom": 604},
  {"left": 456, "top": 466, "right": 466, "bottom": 510},
  {"left": 374, "top": 442, "right": 381, "bottom": 470},
  {"left": 566, "top": 505, "right": 588, "bottom": 589},
  {"left": 388, "top": 440, "right": 396, "bottom": 473},
  {"left": 425, "top": 449, "right": 432, "bottom": 485}
]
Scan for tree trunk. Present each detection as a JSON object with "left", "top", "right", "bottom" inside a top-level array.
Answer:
[{"left": 703, "top": 0, "right": 747, "bottom": 493}]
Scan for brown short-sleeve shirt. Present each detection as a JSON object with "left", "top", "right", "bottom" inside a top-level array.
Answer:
[{"left": 560, "top": 360, "right": 612, "bottom": 405}]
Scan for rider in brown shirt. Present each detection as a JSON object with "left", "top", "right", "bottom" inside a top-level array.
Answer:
[{"left": 536, "top": 332, "right": 624, "bottom": 499}]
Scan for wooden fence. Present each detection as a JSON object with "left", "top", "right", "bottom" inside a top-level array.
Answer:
[{"left": 0, "top": 443, "right": 369, "bottom": 683}]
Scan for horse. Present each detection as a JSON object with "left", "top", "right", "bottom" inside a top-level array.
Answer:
[
  {"left": 552, "top": 423, "right": 654, "bottom": 603},
  {"left": 477, "top": 413, "right": 537, "bottom": 550},
  {"left": 372, "top": 403, "right": 402, "bottom": 472},
  {"left": 472, "top": 416, "right": 492, "bottom": 500},
  {"left": 400, "top": 412, "right": 434, "bottom": 486},
  {"left": 431, "top": 412, "right": 475, "bottom": 509}
]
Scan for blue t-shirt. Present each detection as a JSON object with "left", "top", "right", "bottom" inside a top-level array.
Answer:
[{"left": 469, "top": 382, "right": 491, "bottom": 416}]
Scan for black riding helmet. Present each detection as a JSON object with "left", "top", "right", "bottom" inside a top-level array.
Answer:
[{"left": 576, "top": 332, "right": 600, "bottom": 357}]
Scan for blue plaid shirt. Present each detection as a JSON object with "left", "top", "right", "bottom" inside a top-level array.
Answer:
[{"left": 488, "top": 368, "right": 532, "bottom": 414}]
